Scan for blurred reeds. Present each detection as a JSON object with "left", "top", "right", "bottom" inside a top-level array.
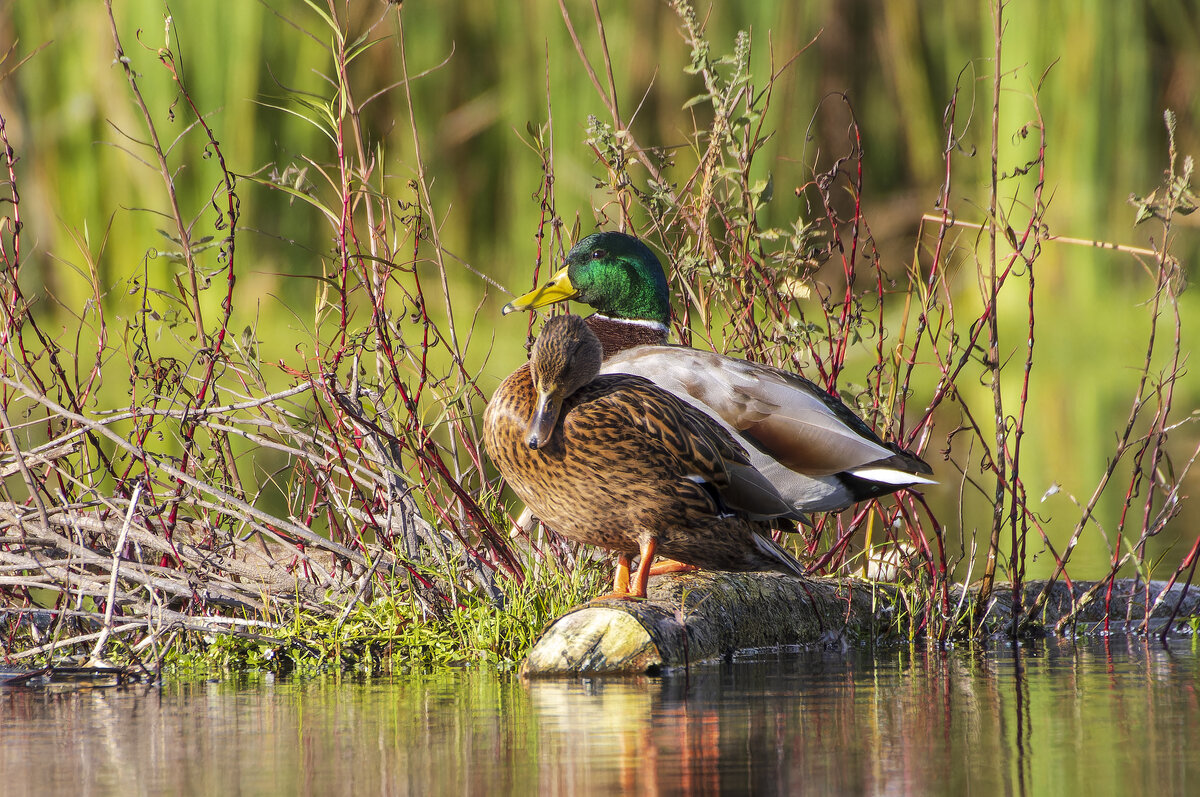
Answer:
[{"left": 0, "top": 0, "right": 1198, "bottom": 668}]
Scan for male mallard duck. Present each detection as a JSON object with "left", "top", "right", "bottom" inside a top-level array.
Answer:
[
  {"left": 483, "top": 314, "right": 805, "bottom": 600},
  {"left": 502, "top": 231, "right": 934, "bottom": 515}
]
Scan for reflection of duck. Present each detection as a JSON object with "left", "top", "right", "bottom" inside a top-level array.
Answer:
[
  {"left": 483, "top": 314, "right": 805, "bottom": 599},
  {"left": 503, "top": 231, "right": 935, "bottom": 515}
]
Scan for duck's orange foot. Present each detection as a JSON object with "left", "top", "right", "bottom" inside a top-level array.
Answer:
[
  {"left": 591, "top": 590, "right": 646, "bottom": 602},
  {"left": 647, "top": 559, "right": 701, "bottom": 577}
]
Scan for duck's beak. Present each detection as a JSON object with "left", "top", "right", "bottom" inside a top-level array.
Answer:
[
  {"left": 502, "top": 265, "right": 578, "bottom": 314},
  {"left": 525, "top": 390, "right": 562, "bottom": 450}
]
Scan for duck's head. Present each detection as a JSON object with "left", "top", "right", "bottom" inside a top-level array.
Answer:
[
  {"left": 526, "top": 314, "right": 604, "bottom": 450},
  {"left": 502, "top": 231, "right": 670, "bottom": 326}
]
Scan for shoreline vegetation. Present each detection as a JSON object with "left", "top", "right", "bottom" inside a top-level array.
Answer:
[{"left": 1, "top": 2, "right": 1198, "bottom": 676}]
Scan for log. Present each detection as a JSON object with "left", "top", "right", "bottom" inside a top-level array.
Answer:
[
  {"left": 980, "top": 577, "right": 1200, "bottom": 634},
  {"left": 520, "top": 572, "right": 1200, "bottom": 677},
  {"left": 521, "top": 571, "right": 895, "bottom": 677}
]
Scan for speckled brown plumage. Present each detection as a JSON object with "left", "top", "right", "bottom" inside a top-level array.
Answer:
[{"left": 484, "top": 315, "right": 804, "bottom": 598}]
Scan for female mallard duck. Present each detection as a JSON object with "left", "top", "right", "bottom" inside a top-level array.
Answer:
[
  {"left": 502, "top": 231, "right": 934, "bottom": 515},
  {"left": 483, "top": 314, "right": 805, "bottom": 600}
]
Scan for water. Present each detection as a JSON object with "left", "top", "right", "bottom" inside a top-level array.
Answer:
[{"left": 2, "top": 637, "right": 1198, "bottom": 796}]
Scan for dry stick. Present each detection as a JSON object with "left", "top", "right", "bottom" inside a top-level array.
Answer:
[
  {"left": 1102, "top": 266, "right": 1173, "bottom": 628},
  {"left": 978, "top": 0, "right": 1006, "bottom": 614},
  {"left": 0, "top": 110, "right": 20, "bottom": 318},
  {"left": 0, "top": 400, "right": 51, "bottom": 536},
  {"left": 0, "top": 560, "right": 233, "bottom": 613},
  {"left": 0, "top": 516, "right": 276, "bottom": 612},
  {"left": 330, "top": 1, "right": 388, "bottom": 270},
  {"left": 92, "top": 383, "right": 315, "bottom": 422},
  {"left": 0, "top": 442, "right": 78, "bottom": 479},
  {"left": 1005, "top": 104, "right": 1049, "bottom": 632},
  {"left": 87, "top": 482, "right": 142, "bottom": 665},
  {"left": 1130, "top": 129, "right": 1188, "bottom": 622},
  {"left": 898, "top": 72, "right": 966, "bottom": 453},
  {"left": 390, "top": 10, "right": 509, "bottom": 567},
  {"left": 338, "top": 28, "right": 463, "bottom": 534},
  {"left": 102, "top": 1, "right": 204, "bottom": 343},
  {"left": 0, "top": 373, "right": 367, "bottom": 569},
  {"left": 324, "top": 5, "right": 363, "bottom": 380},
  {"left": 588, "top": 0, "right": 622, "bottom": 129},
  {"left": 894, "top": 85, "right": 967, "bottom": 618},
  {"left": 14, "top": 623, "right": 146, "bottom": 663},
  {"left": 5, "top": 481, "right": 249, "bottom": 571},
  {"left": 7, "top": 605, "right": 282, "bottom": 632},
  {"left": 155, "top": 29, "right": 242, "bottom": 535},
  {"left": 1030, "top": 275, "right": 1174, "bottom": 618},
  {"left": 395, "top": 11, "right": 462, "bottom": 362},
  {"left": 104, "top": 396, "right": 391, "bottom": 497},
  {"left": 585, "top": 0, "right": 632, "bottom": 225},
  {"left": 9, "top": 614, "right": 285, "bottom": 663},
  {"left": 558, "top": 0, "right": 703, "bottom": 240},
  {"left": 915, "top": 203, "right": 1171, "bottom": 612},
  {"left": 1158, "top": 531, "right": 1200, "bottom": 639},
  {"left": 557, "top": 0, "right": 620, "bottom": 133},
  {"left": 2, "top": 108, "right": 111, "bottom": 471},
  {"left": 1023, "top": 163, "right": 1183, "bottom": 625},
  {"left": 918, "top": 216, "right": 1164, "bottom": 261},
  {"left": 98, "top": 8, "right": 240, "bottom": 552},
  {"left": 1140, "top": 438, "right": 1200, "bottom": 633}
]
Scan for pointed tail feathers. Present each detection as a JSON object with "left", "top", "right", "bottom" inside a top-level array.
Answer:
[{"left": 751, "top": 532, "right": 807, "bottom": 578}]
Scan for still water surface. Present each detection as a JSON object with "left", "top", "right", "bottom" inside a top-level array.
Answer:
[{"left": 3, "top": 636, "right": 1198, "bottom": 796}]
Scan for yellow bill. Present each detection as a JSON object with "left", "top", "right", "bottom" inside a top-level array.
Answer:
[{"left": 501, "top": 265, "right": 578, "bottom": 315}]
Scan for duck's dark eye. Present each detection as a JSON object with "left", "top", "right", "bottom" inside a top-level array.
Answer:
[{"left": 590, "top": 248, "right": 607, "bottom": 260}]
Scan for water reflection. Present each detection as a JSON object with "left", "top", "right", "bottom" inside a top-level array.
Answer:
[{"left": 2, "top": 637, "right": 1197, "bottom": 796}]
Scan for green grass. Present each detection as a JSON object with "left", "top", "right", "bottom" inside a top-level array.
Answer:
[{"left": 142, "top": 555, "right": 609, "bottom": 676}]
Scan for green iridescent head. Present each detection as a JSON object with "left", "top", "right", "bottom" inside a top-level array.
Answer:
[{"left": 503, "top": 231, "right": 671, "bottom": 326}]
